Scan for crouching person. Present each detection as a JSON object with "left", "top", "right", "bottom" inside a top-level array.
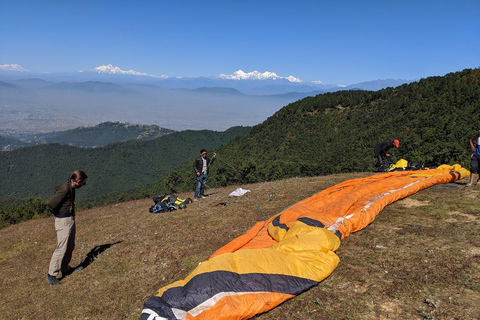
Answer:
[{"left": 46, "top": 170, "right": 88, "bottom": 286}]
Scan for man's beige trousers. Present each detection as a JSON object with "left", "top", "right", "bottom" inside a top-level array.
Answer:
[{"left": 48, "top": 216, "right": 75, "bottom": 276}]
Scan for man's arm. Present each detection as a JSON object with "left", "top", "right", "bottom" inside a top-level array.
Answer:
[
  {"left": 209, "top": 153, "right": 217, "bottom": 166},
  {"left": 193, "top": 158, "right": 201, "bottom": 176},
  {"left": 378, "top": 144, "right": 390, "bottom": 156},
  {"left": 470, "top": 134, "right": 479, "bottom": 152},
  {"left": 48, "top": 184, "right": 68, "bottom": 213},
  {"left": 193, "top": 158, "right": 199, "bottom": 173}
]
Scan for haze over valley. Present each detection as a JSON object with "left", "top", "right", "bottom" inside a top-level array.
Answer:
[{"left": 0, "top": 66, "right": 411, "bottom": 137}]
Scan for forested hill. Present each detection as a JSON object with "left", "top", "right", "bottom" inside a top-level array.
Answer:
[
  {"left": 163, "top": 68, "right": 480, "bottom": 192},
  {"left": 42, "top": 122, "right": 175, "bottom": 147},
  {"left": 0, "top": 136, "right": 28, "bottom": 150},
  {"left": 1, "top": 122, "right": 175, "bottom": 150},
  {"left": 0, "top": 126, "right": 251, "bottom": 199}
]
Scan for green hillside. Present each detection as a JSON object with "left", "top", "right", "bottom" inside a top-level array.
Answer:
[
  {"left": 0, "top": 122, "right": 176, "bottom": 149},
  {"left": 162, "top": 68, "right": 480, "bottom": 192},
  {"left": 42, "top": 122, "right": 175, "bottom": 147},
  {"left": 0, "top": 126, "right": 251, "bottom": 200},
  {"left": 0, "top": 136, "right": 28, "bottom": 151}
]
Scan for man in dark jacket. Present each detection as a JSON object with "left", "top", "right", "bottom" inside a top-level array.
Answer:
[
  {"left": 46, "top": 170, "right": 88, "bottom": 286},
  {"left": 193, "top": 149, "right": 216, "bottom": 200},
  {"left": 374, "top": 140, "right": 399, "bottom": 170}
]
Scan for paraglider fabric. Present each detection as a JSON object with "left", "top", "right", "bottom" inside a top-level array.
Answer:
[{"left": 140, "top": 165, "right": 469, "bottom": 320}]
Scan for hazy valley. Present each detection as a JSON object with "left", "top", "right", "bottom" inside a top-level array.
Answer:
[{"left": 0, "top": 69, "right": 411, "bottom": 136}]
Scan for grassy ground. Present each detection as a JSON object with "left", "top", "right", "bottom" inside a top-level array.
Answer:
[{"left": 0, "top": 173, "right": 478, "bottom": 320}]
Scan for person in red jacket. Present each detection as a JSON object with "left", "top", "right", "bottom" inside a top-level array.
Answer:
[{"left": 46, "top": 170, "right": 88, "bottom": 286}]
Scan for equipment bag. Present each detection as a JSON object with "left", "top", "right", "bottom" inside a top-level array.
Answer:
[
  {"left": 149, "top": 202, "right": 177, "bottom": 214},
  {"left": 150, "top": 194, "right": 193, "bottom": 213}
]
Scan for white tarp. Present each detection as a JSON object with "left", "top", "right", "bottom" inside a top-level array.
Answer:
[{"left": 228, "top": 188, "right": 251, "bottom": 197}]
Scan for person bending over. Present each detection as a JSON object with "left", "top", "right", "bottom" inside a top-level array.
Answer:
[{"left": 373, "top": 139, "right": 399, "bottom": 170}]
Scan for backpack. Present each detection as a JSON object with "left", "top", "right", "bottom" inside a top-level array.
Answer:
[
  {"left": 408, "top": 161, "right": 424, "bottom": 171},
  {"left": 149, "top": 194, "right": 193, "bottom": 213},
  {"left": 149, "top": 201, "right": 177, "bottom": 214}
]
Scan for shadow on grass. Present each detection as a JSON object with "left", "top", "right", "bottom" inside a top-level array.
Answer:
[
  {"left": 61, "top": 241, "right": 122, "bottom": 280},
  {"left": 432, "top": 181, "right": 469, "bottom": 189},
  {"left": 203, "top": 191, "right": 219, "bottom": 197}
]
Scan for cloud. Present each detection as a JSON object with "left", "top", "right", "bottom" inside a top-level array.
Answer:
[
  {"left": 0, "top": 64, "right": 29, "bottom": 72},
  {"left": 87, "top": 64, "right": 168, "bottom": 78},
  {"left": 219, "top": 70, "right": 302, "bottom": 83}
]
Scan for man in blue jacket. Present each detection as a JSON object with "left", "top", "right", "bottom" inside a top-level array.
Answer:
[{"left": 193, "top": 149, "right": 216, "bottom": 200}]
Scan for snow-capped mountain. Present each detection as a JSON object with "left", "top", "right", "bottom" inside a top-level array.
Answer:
[
  {"left": 311, "top": 80, "right": 346, "bottom": 88},
  {"left": 219, "top": 70, "right": 302, "bottom": 83},
  {"left": 85, "top": 64, "right": 168, "bottom": 79},
  {"left": 0, "top": 63, "right": 412, "bottom": 93},
  {"left": 0, "top": 64, "right": 29, "bottom": 72}
]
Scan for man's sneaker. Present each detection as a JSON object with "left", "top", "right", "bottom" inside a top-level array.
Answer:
[{"left": 46, "top": 274, "right": 60, "bottom": 286}]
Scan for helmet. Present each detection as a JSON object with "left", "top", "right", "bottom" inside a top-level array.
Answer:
[{"left": 178, "top": 202, "right": 187, "bottom": 209}]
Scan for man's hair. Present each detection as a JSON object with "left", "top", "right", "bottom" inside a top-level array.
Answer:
[
  {"left": 69, "top": 170, "right": 88, "bottom": 183},
  {"left": 200, "top": 149, "right": 207, "bottom": 154}
]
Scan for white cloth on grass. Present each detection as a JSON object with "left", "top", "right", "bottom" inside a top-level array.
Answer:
[{"left": 228, "top": 188, "right": 251, "bottom": 197}]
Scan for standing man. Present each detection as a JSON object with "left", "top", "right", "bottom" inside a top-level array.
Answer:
[
  {"left": 373, "top": 139, "right": 399, "bottom": 171},
  {"left": 193, "top": 149, "right": 216, "bottom": 200},
  {"left": 466, "top": 130, "right": 480, "bottom": 187},
  {"left": 46, "top": 170, "right": 88, "bottom": 286}
]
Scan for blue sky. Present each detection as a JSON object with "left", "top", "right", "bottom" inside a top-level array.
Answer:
[{"left": 1, "top": 0, "right": 479, "bottom": 84}]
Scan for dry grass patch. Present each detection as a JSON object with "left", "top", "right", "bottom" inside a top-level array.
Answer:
[
  {"left": 0, "top": 174, "right": 478, "bottom": 320},
  {"left": 397, "top": 198, "right": 431, "bottom": 208}
]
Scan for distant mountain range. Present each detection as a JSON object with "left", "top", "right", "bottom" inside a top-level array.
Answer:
[
  {"left": 0, "top": 65, "right": 413, "bottom": 135},
  {"left": 341, "top": 79, "right": 412, "bottom": 91},
  {"left": 0, "top": 80, "right": 20, "bottom": 89},
  {"left": 44, "top": 81, "right": 138, "bottom": 94},
  {"left": 0, "top": 65, "right": 412, "bottom": 94}
]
